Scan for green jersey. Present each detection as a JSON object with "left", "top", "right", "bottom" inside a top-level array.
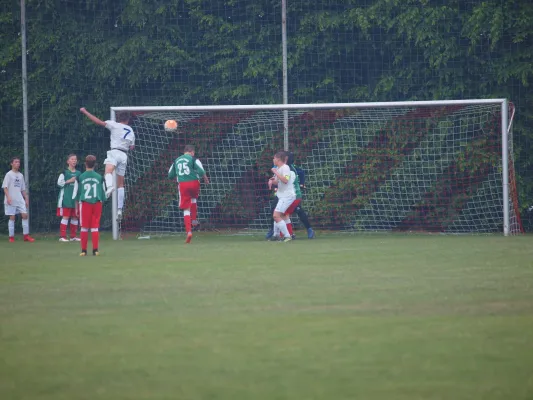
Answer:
[
  {"left": 168, "top": 154, "right": 206, "bottom": 183},
  {"left": 77, "top": 170, "right": 106, "bottom": 203},
  {"left": 57, "top": 168, "right": 81, "bottom": 208},
  {"left": 289, "top": 164, "right": 302, "bottom": 199}
]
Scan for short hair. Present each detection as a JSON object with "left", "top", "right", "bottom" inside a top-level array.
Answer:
[
  {"left": 10, "top": 156, "right": 20, "bottom": 164},
  {"left": 184, "top": 145, "right": 195, "bottom": 153},
  {"left": 274, "top": 151, "right": 287, "bottom": 162},
  {"left": 116, "top": 111, "right": 131, "bottom": 123},
  {"left": 66, "top": 153, "right": 77, "bottom": 161},
  {"left": 85, "top": 155, "right": 97, "bottom": 169}
]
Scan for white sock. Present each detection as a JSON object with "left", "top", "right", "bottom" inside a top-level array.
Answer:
[
  {"left": 275, "top": 220, "right": 290, "bottom": 238},
  {"left": 22, "top": 219, "right": 29, "bottom": 235},
  {"left": 273, "top": 221, "right": 279, "bottom": 237},
  {"left": 70, "top": 218, "right": 78, "bottom": 226},
  {"left": 105, "top": 173, "right": 113, "bottom": 189},
  {"left": 61, "top": 218, "right": 69, "bottom": 226},
  {"left": 118, "top": 187, "right": 125, "bottom": 210},
  {"left": 8, "top": 220, "right": 14, "bottom": 237}
]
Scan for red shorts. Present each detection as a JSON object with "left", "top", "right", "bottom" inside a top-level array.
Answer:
[
  {"left": 178, "top": 180, "right": 200, "bottom": 209},
  {"left": 285, "top": 198, "right": 302, "bottom": 215},
  {"left": 79, "top": 201, "right": 103, "bottom": 229},
  {"left": 57, "top": 207, "right": 77, "bottom": 218}
]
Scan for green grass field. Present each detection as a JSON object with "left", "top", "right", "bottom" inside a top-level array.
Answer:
[{"left": 1, "top": 232, "right": 532, "bottom": 399}]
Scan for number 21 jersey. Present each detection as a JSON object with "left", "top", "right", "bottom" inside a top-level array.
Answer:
[{"left": 78, "top": 170, "right": 106, "bottom": 203}]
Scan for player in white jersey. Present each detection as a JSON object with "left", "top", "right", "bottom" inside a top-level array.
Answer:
[
  {"left": 269, "top": 151, "right": 296, "bottom": 242},
  {"left": 2, "top": 157, "right": 34, "bottom": 242},
  {"left": 80, "top": 107, "right": 135, "bottom": 220}
]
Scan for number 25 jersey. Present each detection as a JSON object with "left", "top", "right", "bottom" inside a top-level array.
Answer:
[{"left": 168, "top": 154, "right": 206, "bottom": 183}]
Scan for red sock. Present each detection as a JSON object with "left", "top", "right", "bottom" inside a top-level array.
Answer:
[
  {"left": 92, "top": 231, "right": 99, "bottom": 250},
  {"left": 286, "top": 223, "right": 293, "bottom": 235},
  {"left": 69, "top": 222, "right": 78, "bottom": 238},
  {"left": 184, "top": 215, "right": 192, "bottom": 233},
  {"left": 81, "top": 230, "right": 89, "bottom": 251},
  {"left": 60, "top": 223, "right": 67, "bottom": 238},
  {"left": 191, "top": 202, "right": 198, "bottom": 222}
]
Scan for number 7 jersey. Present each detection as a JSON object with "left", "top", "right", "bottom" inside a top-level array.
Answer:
[{"left": 77, "top": 170, "right": 106, "bottom": 203}]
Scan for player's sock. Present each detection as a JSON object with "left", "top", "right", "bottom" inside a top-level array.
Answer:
[
  {"left": 117, "top": 187, "right": 125, "bottom": 210},
  {"left": 60, "top": 218, "right": 68, "bottom": 238},
  {"left": 183, "top": 210, "right": 192, "bottom": 233},
  {"left": 296, "top": 208, "right": 312, "bottom": 230},
  {"left": 81, "top": 228, "right": 89, "bottom": 251},
  {"left": 191, "top": 200, "right": 198, "bottom": 224},
  {"left": 91, "top": 228, "right": 99, "bottom": 252},
  {"left": 22, "top": 219, "right": 29, "bottom": 235},
  {"left": 275, "top": 220, "right": 290, "bottom": 238},
  {"left": 70, "top": 218, "right": 78, "bottom": 238},
  {"left": 8, "top": 219, "right": 15, "bottom": 237},
  {"left": 285, "top": 219, "right": 293, "bottom": 236},
  {"left": 105, "top": 173, "right": 113, "bottom": 190}
]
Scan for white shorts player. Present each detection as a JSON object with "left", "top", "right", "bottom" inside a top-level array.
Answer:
[
  {"left": 80, "top": 108, "right": 135, "bottom": 217},
  {"left": 104, "top": 148, "right": 129, "bottom": 177},
  {"left": 275, "top": 196, "right": 296, "bottom": 214}
]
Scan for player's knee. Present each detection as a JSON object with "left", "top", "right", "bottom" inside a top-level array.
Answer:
[{"left": 21, "top": 213, "right": 28, "bottom": 220}]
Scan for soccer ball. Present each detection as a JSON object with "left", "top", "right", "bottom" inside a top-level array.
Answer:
[{"left": 164, "top": 120, "right": 178, "bottom": 132}]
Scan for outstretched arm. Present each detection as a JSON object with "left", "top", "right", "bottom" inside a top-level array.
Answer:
[{"left": 80, "top": 107, "right": 106, "bottom": 127}]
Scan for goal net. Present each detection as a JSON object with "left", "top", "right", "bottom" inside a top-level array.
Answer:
[{"left": 114, "top": 101, "right": 523, "bottom": 238}]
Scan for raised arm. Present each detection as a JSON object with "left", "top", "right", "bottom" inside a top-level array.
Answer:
[{"left": 80, "top": 107, "right": 106, "bottom": 127}]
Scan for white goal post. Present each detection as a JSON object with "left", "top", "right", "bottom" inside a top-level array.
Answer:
[{"left": 110, "top": 99, "right": 522, "bottom": 239}]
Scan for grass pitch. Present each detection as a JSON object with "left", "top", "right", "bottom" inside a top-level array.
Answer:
[{"left": 1, "top": 232, "right": 532, "bottom": 399}]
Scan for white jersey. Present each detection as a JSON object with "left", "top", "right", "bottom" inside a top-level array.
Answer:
[
  {"left": 2, "top": 170, "right": 26, "bottom": 207},
  {"left": 105, "top": 120, "right": 135, "bottom": 152},
  {"left": 275, "top": 164, "right": 296, "bottom": 199}
]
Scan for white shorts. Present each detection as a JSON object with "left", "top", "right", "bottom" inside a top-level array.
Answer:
[
  {"left": 5, "top": 203, "right": 28, "bottom": 216},
  {"left": 275, "top": 196, "right": 296, "bottom": 214},
  {"left": 104, "top": 149, "right": 128, "bottom": 176}
]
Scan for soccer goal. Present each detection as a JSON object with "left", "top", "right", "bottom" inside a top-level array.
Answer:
[{"left": 110, "top": 99, "right": 523, "bottom": 239}]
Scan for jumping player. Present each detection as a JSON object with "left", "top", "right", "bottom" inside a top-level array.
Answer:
[{"left": 80, "top": 107, "right": 135, "bottom": 221}]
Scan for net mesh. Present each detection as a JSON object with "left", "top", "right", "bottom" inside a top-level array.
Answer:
[{"left": 120, "top": 102, "right": 523, "bottom": 236}]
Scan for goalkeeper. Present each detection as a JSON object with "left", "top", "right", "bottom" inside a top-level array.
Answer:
[{"left": 266, "top": 152, "right": 315, "bottom": 239}]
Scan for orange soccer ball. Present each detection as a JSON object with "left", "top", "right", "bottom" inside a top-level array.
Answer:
[{"left": 164, "top": 119, "right": 178, "bottom": 132}]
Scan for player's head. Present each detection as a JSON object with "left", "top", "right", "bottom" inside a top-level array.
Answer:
[
  {"left": 116, "top": 111, "right": 131, "bottom": 124},
  {"left": 184, "top": 145, "right": 195, "bottom": 156},
  {"left": 66, "top": 154, "right": 77, "bottom": 168},
  {"left": 286, "top": 151, "right": 294, "bottom": 165},
  {"left": 273, "top": 151, "right": 286, "bottom": 166},
  {"left": 85, "top": 155, "right": 97, "bottom": 169},
  {"left": 10, "top": 157, "right": 20, "bottom": 171}
]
